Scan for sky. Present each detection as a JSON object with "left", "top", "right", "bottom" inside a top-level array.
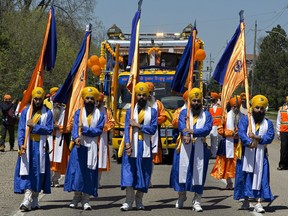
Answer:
[{"left": 94, "top": 0, "right": 288, "bottom": 74}]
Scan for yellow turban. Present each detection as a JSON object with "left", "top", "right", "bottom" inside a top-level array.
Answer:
[
  {"left": 188, "top": 88, "right": 203, "bottom": 101},
  {"left": 49, "top": 87, "right": 59, "bottom": 96},
  {"left": 145, "top": 82, "right": 154, "bottom": 92},
  {"left": 32, "top": 87, "right": 45, "bottom": 99},
  {"left": 135, "top": 82, "right": 149, "bottom": 96},
  {"left": 251, "top": 95, "right": 268, "bottom": 109},
  {"left": 81, "top": 86, "right": 99, "bottom": 100}
]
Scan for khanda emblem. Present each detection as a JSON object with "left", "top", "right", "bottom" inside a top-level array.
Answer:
[
  {"left": 195, "top": 92, "right": 199, "bottom": 98},
  {"left": 234, "top": 60, "right": 242, "bottom": 72},
  {"left": 139, "top": 87, "right": 144, "bottom": 91}
]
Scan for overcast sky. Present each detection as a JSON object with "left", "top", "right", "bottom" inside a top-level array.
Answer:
[{"left": 94, "top": 0, "right": 288, "bottom": 72}]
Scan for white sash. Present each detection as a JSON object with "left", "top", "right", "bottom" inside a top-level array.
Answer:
[
  {"left": 53, "top": 107, "right": 65, "bottom": 163},
  {"left": 179, "top": 110, "right": 206, "bottom": 185},
  {"left": 132, "top": 104, "right": 151, "bottom": 158},
  {"left": 20, "top": 106, "right": 48, "bottom": 175},
  {"left": 225, "top": 110, "right": 235, "bottom": 158},
  {"left": 242, "top": 117, "right": 267, "bottom": 190},
  {"left": 150, "top": 98, "right": 159, "bottom": 154},
  {"left": 81, "top": 107, "right": 100, "bottom": 170},
  {"left": 98, "top": 106, "right": 108, "bottom": 169}
]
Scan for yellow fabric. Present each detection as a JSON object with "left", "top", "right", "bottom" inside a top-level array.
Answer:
[
  {"left": 188, "top": 88, "right": 203, "bottom": 101},
  {"left": 87, "top": 113, "right": 93, "bottom": 126},
  {"left": 32, "top": 87, "right": 45, "bottom": 99},
  {"left": 32, "top": 110, "right": 42, "bottom": 125},
  {"left": 135, "top": 82, "right": 149, "bottom": 95},
  {"left": 30, "top": 134, "right": 40, "bottom": 141},
  {"left": 118, "top": 137, "right": 125, "bottom": 158},
  {"left": 235, "top": 141, "right": 242, "bottom": 160},
  {"left": 69, "top": 140, "right": 74, "bottom": 151},
  {"left": 251, "top": 95, "right": 268, "bottom": 109},
  {"left": 193, "top": 115, "right": 198, "bottom": 126},
  {"left": 256, "top": 123, "right": 260, "bottom": 132},
  {"left": 176, "top": 134, "right": 182, "bottom": 153},
  {"left": 49, "top": 87, "right": 59, "bottom": 96},
  {"left": 138, "top": 109, "right": 145, "bottom": 124},
  {"left": 81, "top": 86, "right": 99, "bottom": 100},
  {"left": 43, "top": 98, "right": 52, "bottom": 109}
]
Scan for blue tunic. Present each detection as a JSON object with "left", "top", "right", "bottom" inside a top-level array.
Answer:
[
  {"left": 121, "top": 107, "right": 157, "bottom": 193},
  {"left": 64, "top": 109, "right": 105, "bottom": 197},
  {"left": 170, "top": 109, "right": 212, "bottom": 194},
  {"left": 234, "top": 115, "right": 274, "bottom": 201},
  {"left": 14, "top": 106, "right": 54, "bottom": 194}
]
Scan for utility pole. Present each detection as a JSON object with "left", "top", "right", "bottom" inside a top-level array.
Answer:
[{"left": 251, "top": 20, "right": 257, "bottom": 95}]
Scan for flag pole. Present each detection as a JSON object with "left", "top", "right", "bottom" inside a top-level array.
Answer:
[
  {"left": 238, "top": 10, "right": 252, "bottom": 133},
  {"left": 112, "top": 44, "right": 120, "bottom": 124},
  {"left": 186, "top": 21, "right": 197, "bottom": 128}
]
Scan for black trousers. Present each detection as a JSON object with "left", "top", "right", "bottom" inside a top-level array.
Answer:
[
  {"left": 0, "top": 124, "right": 15, "bottom": 148},
  {"left": 279, "top": 132, "right": 288, "bottom": 168}
]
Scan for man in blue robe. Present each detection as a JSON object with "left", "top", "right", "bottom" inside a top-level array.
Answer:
[
  {"left": 234, "top": 95, "right": 274, "bottom": 213},
  {"left": 64, "top": 86, "right": 105, "bottom": 210},
  {"left": 120, "top": 82, "right": 157, "bottom": 211},
  {"left": 14, "top": 87, "right": 53, "bottom": 211},
  {"left": 170, "top": 88, "right": 212, "bottom": 212}
]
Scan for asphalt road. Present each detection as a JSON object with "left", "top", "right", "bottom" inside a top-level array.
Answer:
[{"left": 0, "top": 134, "right": 288, "bottom": 216}]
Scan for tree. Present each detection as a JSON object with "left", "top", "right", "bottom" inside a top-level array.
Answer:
[
  {"left": 253, "top": 25, "right": 288, "bottom": 110},
  {"left": 0, "top": 0, "right": 105, "bottom": 100}
]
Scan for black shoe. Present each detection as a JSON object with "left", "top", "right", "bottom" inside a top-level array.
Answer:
[{"left": 277, "top": 166, "right": 284, "bottom": 170}]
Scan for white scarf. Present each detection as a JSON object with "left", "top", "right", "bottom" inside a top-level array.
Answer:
[
  {"left": 20, "top": 106, "right": 48, "bottom": 175},
  {"left": 150, "top": 97, "right": 159, "bottom": 154},
  {"left": 52, "top": 107, "right": 65, "bottom": 163},
  {"left": 225, "top": 110, "right": 237, "bottom": 158},
  {"left": 132, "top": 104, "right": 152, "bottom": 158},
  {"left": 179, "top": 110, "right": 206, "bottom": 185},
  {"left": 81, "top": 107, "right": 100, "bottom": 170},
  {"left": 98, "top": 106, "right": 108, "bottom": 169},
  {"left": 242, "top": 117, "right": 268, "bottom": 190}
]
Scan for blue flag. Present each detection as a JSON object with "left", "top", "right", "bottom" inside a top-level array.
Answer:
[
  {"left": 53, "top": 31, "right": 91, "bottom": 104},
  {"left": 44, "top": 6, "right": 57, "bottom": 71}
]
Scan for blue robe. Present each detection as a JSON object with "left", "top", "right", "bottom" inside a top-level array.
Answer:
[
  {"left": 170, "top": 109, "right": 212, "bottom": 194},
  {"left": 14, "top": 106, "right": 53, "bottom": 194},
  {"left": 121, "top": 107, "right": 157, "bottom": 193},
  {"left": 234, "top": 115, "right": 274, "bottom": 201},
  {"left": 64, "top": 109, "right": 105, "bottom": 197}
]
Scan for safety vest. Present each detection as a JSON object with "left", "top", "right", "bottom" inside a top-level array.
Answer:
[
  {"left": 209, "top": 105, "right": 223, "bottom": 126},
  {"left": 279, "top": 105, "right": 288, "bottom": 132}
]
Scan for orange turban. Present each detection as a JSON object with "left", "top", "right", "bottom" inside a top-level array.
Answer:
[
  {"left": 145, "top": 82, "right": 154, "bottom": 92},
  {"left": 81, "top": 87, "right": 99, "bottom": 100},
  {"left": 229, "top": 96, "right": 241, "bottom": 107},
  {"left": 240, "top": 92, "right": 246, "bottom": 99},
  {"left": 98, "top": 93, "right": 104, "bottom": 102},
  {"left": 210, "top": 92, "right": 220, "bottom": 99},
  {"left": 3, "top": 94, "right": 11, "bottom": 100},
  {"left": 183, "top": 90, "right": 189, "bottom": 101}
]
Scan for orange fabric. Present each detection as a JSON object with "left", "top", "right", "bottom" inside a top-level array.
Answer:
[
  {"left": 98, "top": 93, "right": 104, "bottom": 102},
  {"left": 210, "top": 92, "right": 220, "bottom": 99},
  {"left": 172, "top": 108, "right": 181, "bottom": 128},
  {"left": 209, "top": 106, "right": 223, "bottom": 126},
  {"left": 50, "top": 136, "right": 70, "bottom": 174},
  {"left": 279, "top": 105, "right": 288, "bottom": 132},
  {"left": 217, "top": 126, "right": 234, "bottom": 137},
  {"left": 210, "top": 154, "right": 236, "bottom": 180},
  {"left": 152, "top": 144, "right": 162, "bottom": 164},
  {"left": 103, "top": 108, "right": 115, "bottom": 132},
  {"left": 156, "top": 100, "right": 167, "bottom": 125}
]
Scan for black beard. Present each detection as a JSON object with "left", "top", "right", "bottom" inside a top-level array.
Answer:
[
  {"left": 138, "top": 98, "right": 146, "bottom": 108},
  {"left": 33, "top": 102, "right": 43, "bottom": 111},
  {"left": 85, "top": 103, "right": 95, "bottom": 114},
  {"left": 252, "top": 110, "right": 265, "bottom": 124},
  {"left": 192, "top": 104, "right": 202, "bottom": 116}
]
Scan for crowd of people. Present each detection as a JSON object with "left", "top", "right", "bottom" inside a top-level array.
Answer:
[{"left": 0, "top": 83, "right": 284, "bottom": 213}]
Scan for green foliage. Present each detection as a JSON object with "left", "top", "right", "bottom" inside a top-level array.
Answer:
[
  {"left": 253, "top": 25, "right": 288, "bottom": 110},
  {"left": 0, "top": 0, "right": 104, "bottom": 101}
]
